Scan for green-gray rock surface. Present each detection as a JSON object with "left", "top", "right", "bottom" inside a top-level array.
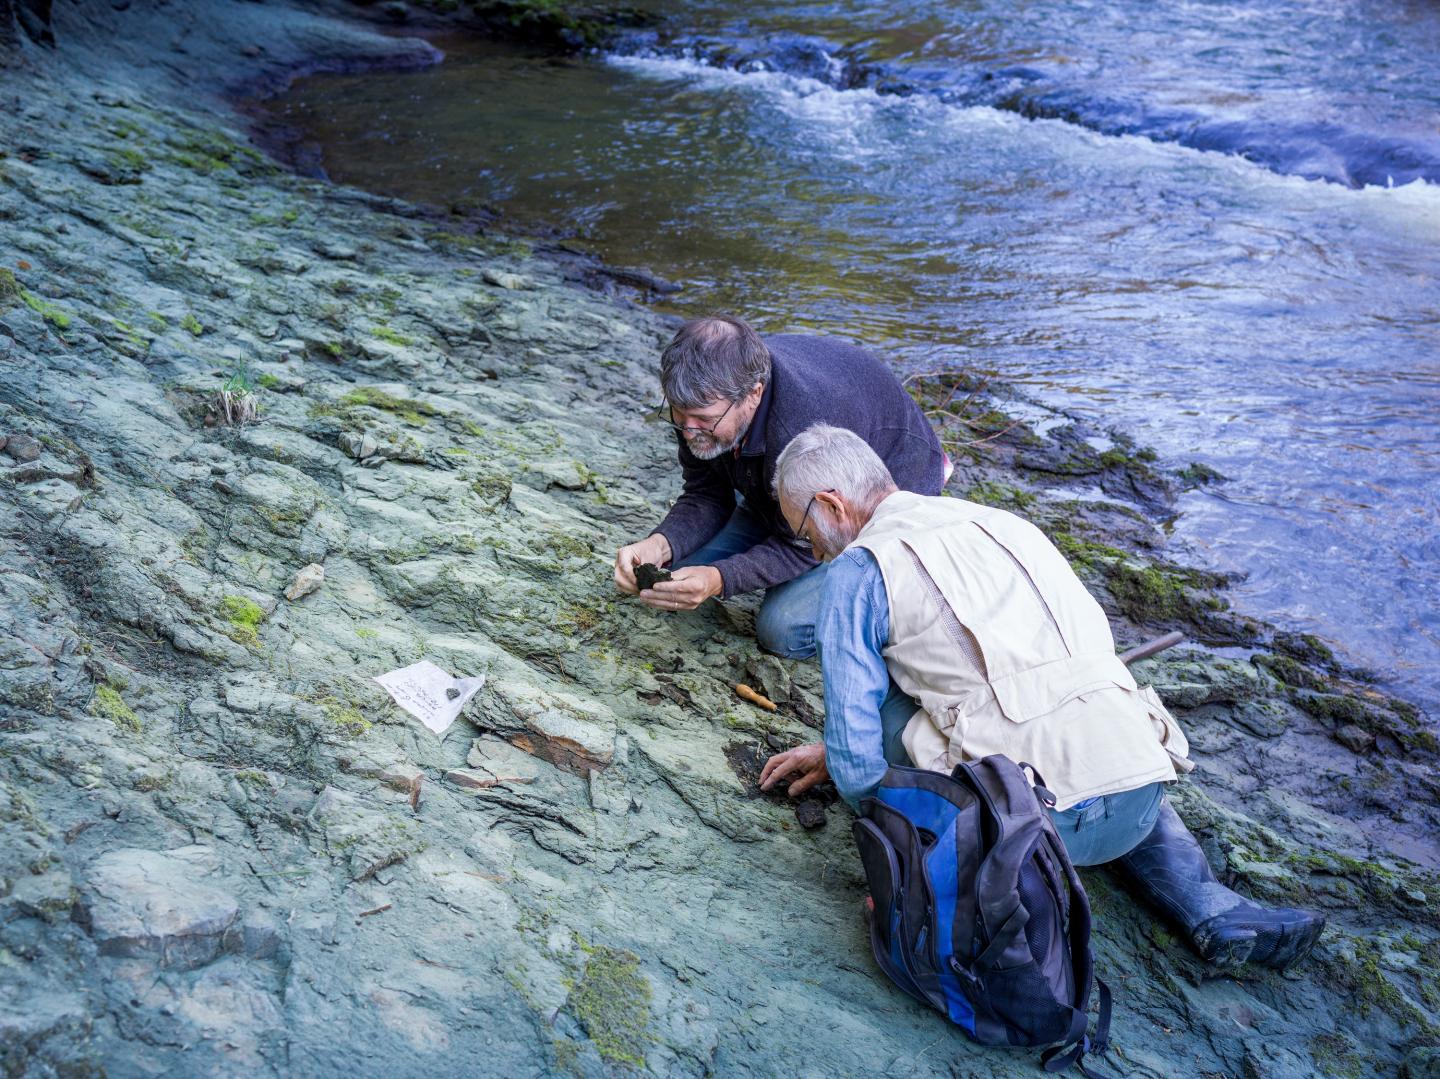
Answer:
[{"left": 0, "top": 3, "right": 1436, "bottom": 1076}]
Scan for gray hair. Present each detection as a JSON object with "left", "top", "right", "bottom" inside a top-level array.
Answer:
[
  {"left": 659, "top": 314, "right": 772, "bottom": 410},
  {"left": 773, "top": 424, "right": 896, "bottom": 513}
]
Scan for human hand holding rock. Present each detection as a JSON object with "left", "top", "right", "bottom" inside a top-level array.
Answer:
[
  {"left": 760, "top": 742, "right": 829, "bottom": 797},
  {"left": 614, "top": 533, "right": 672, "bottom": 594},
  {"left": 640, "top": 566, "right": 722, "bottom": 611}
]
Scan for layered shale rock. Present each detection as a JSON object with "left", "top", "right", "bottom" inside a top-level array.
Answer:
[{"left": 0, "top": 3, "right": 1436, "bottom": 1077}]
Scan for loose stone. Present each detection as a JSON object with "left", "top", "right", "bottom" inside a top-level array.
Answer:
[
  {"left": 482, "top": 268, "right": 534, "bottom": 290},
  {"left": 4, "top": 433, "right": 41, "bottom": 462},
  {"left": 284, "top": 562, "right": 325, "bottom": 601},
  {"left": 795, "top": 800, "right": 827, "bottom": 830}
]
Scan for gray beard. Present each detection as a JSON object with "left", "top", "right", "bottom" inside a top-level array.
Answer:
[
  {"left": 813, "top": 515, "right": 862, "bottom": 562},
  {"left": 684, "top": 425, "right": 745, "bottom": 461}
]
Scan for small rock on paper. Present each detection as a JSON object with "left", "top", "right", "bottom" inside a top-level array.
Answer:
[{"left": 374, "top": 661, "right": 485, "bottom": 735}]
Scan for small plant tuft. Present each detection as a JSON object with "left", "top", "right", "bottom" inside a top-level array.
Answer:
[{"left": 214, "top": 365, "right": 259, "bottom": 426}]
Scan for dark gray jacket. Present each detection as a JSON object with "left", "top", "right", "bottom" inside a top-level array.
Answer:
[{"left": 653, "top": 334, "right": 945, "bottom": 597}]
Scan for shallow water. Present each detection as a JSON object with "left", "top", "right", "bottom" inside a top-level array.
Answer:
[{"left": 256, "top": 2, "right": 1440, "bottom": 711}]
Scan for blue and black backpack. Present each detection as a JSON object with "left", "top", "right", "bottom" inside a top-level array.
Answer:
[{"left": 854, "top": 755, "right": 1112, "bottom": 1076}]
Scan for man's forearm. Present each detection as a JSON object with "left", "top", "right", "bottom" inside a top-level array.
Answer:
[
  {"left": 652, "top": 493, "right": 732, "bottom": 564},
  {"left": 710, "top": 535, "right": 817, "bottom": 598},
  {"left": 815, "top": 549, "right": 896, "bottom": 809},
  {"left": 826, "top": 726, "right": 889, "bottom": 810}
]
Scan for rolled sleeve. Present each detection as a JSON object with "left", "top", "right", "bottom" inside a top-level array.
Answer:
[{"left": 816, "top": 548, "right": 893, "bottom": 809}]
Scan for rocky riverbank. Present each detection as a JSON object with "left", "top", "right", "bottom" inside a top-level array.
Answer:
[{"left": 1, "top": 3, "right": 1437, "bottom": 1076}]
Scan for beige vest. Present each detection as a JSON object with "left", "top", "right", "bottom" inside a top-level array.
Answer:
[{"left": 851, "top": 491, "right": 1192, "bottom": 810}]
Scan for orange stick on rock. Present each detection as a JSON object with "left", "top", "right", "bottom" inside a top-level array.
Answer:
[{"left": 735, "top": 683, "right": 777, "bottom": 712}]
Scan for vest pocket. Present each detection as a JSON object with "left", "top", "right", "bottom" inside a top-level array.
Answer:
[{"left": 988, "top": 657, "right": 1137, "bottom": 724}]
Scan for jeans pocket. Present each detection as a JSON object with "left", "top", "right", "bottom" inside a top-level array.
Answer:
[
  {"left": 1068, "top": 797, "right": 1106, "bottom": 831},
  {"left": 1135, "top": 786, "right": 1165, "bottom": 833}
]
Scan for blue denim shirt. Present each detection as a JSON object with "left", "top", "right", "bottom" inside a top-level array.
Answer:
[{"left": 816, "top": 547, "right": 894, "bottom": 809}]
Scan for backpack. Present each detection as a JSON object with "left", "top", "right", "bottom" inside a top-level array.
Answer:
[{"left": 853, "top": 755, "right": 1112, "bottom": 1076}]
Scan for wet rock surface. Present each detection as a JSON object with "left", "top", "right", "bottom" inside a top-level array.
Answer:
[{"left": 0, "top": 3, "right": 1436, "bottom": 1077}]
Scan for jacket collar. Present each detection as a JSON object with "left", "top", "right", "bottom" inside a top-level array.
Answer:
[{"left": 738, "top": 378, "right": 774, "bottom": 458}]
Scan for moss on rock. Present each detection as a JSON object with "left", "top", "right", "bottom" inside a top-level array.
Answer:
[
  {"left": 1107, "top": 561, "right": 1214, "bottom": 624},
  {"left": 91, "top": 684, "right": 141, "bottom": 732},
  {"left": 566, "top": 940, "right": 653, "bottom": 1069},
  {"left": 20, "top": 291, "right": 72, "bottom": 330},
  {"left": 318, "top": 695, "right": 370, "bottom": 738},
  {"left": 964, "top": 480, "right": 1034, "bottom": 511},
  {"left": 339, "top": 385, "right": 443, "bottom": 427},
  {"left": 219, "top": 594, "right": 266, "bottom": 648}
]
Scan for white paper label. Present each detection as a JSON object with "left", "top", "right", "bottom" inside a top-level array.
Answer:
[{"left": 374, "top": 660, "right": 486, "bottom": 735}]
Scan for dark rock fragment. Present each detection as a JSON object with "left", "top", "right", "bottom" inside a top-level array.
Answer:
[
  {"left": 795, "top": 799, "right": 826, "bottom": 830},
  {"left": 445, "top": 686, "right": 461, "bottom": 701},
  {"left": 634, "top": 563, "right": 671, "bottom": 591}
]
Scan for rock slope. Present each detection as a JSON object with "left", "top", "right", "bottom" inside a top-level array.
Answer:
[{"left": 1, "top": 3, "right": 1437, "bottom": 1076}]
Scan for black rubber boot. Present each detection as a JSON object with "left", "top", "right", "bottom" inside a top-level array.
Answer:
[{"left": 1113, "top": 801, "right": 1325, "bottom": 971}]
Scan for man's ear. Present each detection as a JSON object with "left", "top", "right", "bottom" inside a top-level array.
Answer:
[{"left": 815, "top": 489, "right": 846, "bottom": 519}]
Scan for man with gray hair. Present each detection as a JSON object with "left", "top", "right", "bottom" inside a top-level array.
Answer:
[
  {"left": 759, "top": 423, "right": 1324, "bottom": 972},
  {"left": 613, "top": 315, "right": 946, "bottom": 658}
]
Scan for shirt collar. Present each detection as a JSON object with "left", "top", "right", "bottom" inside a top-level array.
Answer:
[{"left": 739, "top": 379, "right": 773, "bottom": 458}]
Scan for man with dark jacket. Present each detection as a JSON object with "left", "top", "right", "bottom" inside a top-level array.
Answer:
[{"left": 613, "top": 314, "right": 945, "bottom": 657}]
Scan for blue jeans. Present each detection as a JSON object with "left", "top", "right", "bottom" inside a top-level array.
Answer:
[
  {"left": 1048, "top": 783, "right": 1166, "bottom": 867},
  {"left": 679, "top": 502, "right": 921, "bottom": 771},
  {"left": 675, "top": 503, "right": 828, "bottom": 659}
]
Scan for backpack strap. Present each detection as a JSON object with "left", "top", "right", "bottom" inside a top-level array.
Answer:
[
  {"left": 953, "top": 756, "right": 1046, "bottom": 969},
  {"left": 1040, "top": 977, "right": 1113, "bottom": 1077}
]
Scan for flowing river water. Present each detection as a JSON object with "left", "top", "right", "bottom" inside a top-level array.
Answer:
[{"left": 254, "top": 1, "right": 1440, "bottom": 713}]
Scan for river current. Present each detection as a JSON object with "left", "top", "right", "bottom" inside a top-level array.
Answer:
[{"left": 256, "top": 1, "right": 1440, "bottom": 712}]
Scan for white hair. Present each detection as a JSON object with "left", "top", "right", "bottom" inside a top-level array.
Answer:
[{"left": 773, "top": 424, "right": 896, "bottom": 513}]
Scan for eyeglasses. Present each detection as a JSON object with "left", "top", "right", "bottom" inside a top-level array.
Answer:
[
  {"left": 655, "top": 398, "right": 737, "bottom": 436},
  {"left": 787, "top": 490, "right": 834, "bottom": 550}
]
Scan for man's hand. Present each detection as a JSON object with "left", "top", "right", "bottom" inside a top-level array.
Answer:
[
  {"left": 760, "top": 742, "right": 829, "bottom": 797},
  {"left": 639, "top": 566, "right": 722, "bottom": 611},
  {"left": 614, "top": 534, "right": 672, "bottom": 595}
]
